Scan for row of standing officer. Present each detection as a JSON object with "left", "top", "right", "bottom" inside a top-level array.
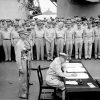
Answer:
[
  {"left": 34, "top": 18, "right": 100, "bottom": 60},
  {"left": 0, "top": 18, "right": 100, "bottom": 62}
]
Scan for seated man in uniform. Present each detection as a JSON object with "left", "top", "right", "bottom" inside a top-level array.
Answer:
[{"left": 46, "top": 52, "right": 76, "bottom": 100}]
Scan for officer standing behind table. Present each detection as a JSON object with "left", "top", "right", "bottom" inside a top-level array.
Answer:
[
  {"left": 94, "top": 21, "right": 100, "bottom": 59},
  {"left": 65, "top": 20, "right": 74, "bottom": 60},
  {"left": 74, "top": 19, "right": 84, "bottom": 59},
  {"left": 11, "top": 24, "right": 20, "bottom": 56},
  {"left": 25, "top": 22, "right": 35, "bottom": 61},
  {"left": 44, "top": 20, "right": 55, "bottom": 61},
  {"left": 1, "top": 21, "right": 12, "bottom": 62},
  {"left": 46, "top": 52, "right": 77, "bottom": 100},
  {"left": 84, "top": 20, "right": 94, "bottom": 60},
  {"left": 15, "top": 28, "right": 31, "bottom": 99},
  {"left": 55, "top": 21, "right": 65, "bottom": 57},
  {"left": 35, "top": 21, "right": 45, "bottom": 60},
  {"left": 0, "top": 20, "right": 3, "bottom": 62}
]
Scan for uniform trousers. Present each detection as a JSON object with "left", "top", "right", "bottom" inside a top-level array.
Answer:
[
  {"left": 35, "top": 38, "right": 44, "bottom": 60},
  {"left": 66, "top": 39, "right": 73, "bottom": 59},
  {"left": 94, "top": 37, "right": 100, "bottom": 58},
  {"left": 3, "top": 40, "right": 11, "bottom": 61},
  {"left": 75, "top": 38, "right": 83, "bottom": 59},
  {"left": 0, "top": 39, "right": 3, "bottom": 62},
  {"left": 46, "top": 75, "right": 65, "bottom": 90},
  {"left": 19, "top": 58, "right": 27, "bottom": 96},
  {"left": 84, "top": 38, "right": 93, "bottom": 59},
  {"left": 56, "top": 38, "right": 64, "bottom": 57},
  {"left": 28, "top": 40, "right": 34, "bottom": 60},
  {"left": 46, "top": 40, "right": 54, "bottom": 59}
]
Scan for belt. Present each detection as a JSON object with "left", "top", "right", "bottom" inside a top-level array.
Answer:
[
  {"left": 57, "top": 37, "right": 64, "bottom": 39},
  {"left": 13, "top": 38, "right": 20, "bottom": 39},
  {"left": 3, "top": 39, "right": 11, "bottom": 40},
  {"left": 36, "top": 37, "right": 43, "bottom": 38},
  {"left": 75, "top": 37, "right": 82, "bottom": 38},
  {"left": 95, "top": 35, "right": 100, "bottom": 37}
]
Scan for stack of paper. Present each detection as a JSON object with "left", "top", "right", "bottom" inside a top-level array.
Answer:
[
  {"left": 64, "top": 67, "right": 86, "bottom": 72},
  {"left": 65, "top": 81, "right": 78, "bottom": 85},
  {"left": 63, "top": 63, "right": 83, "bottom": 68}
]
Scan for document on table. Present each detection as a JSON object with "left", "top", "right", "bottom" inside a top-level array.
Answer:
[
  {"left": 65, "top": 81, "right": 78, "bottom": 85},
  {"left": 64, "top": 67, "right": 86, "bottom": 73},
  {"left": 87, "top": 83, "right": 96, "bottom": 88},
  {"left": 64, "top": 73, "right": 89, "bottom": 79},
  {"left": 63, "top": 63, "right": 83, "bottom": 68}
]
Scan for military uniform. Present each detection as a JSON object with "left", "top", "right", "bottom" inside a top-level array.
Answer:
[
  {"left": 65, "top": 22, "right": 74, "bottom": 59},
  {"left": 35, "top": 23, "right": 45, "bottom": 60},
  {"left": 74, "top": 22, "right": 83, "bottom": 59},
  {"left": 1, "top": 27, "right": 11, "bottom": 61},
  {"left": 0, "top": 27, "right": 3, "bottom": 62},
  {"left": 44, "top": 22, "right": 55, "bottom": 60},
  {"left": 15, "top": 29, "right": 31, "bottom": 99},
  {"left": 11, "top": 26, "right": 20, "bottom": 47},
  {"left": 26, "top": 26, "right": 35, "bottom": 60},
  {"left": 46, "top": 52, "right": 76, "bottom": 100},
  {"left": 84, "top": 22, "right": 94, "bottom": 59},
  {"left": 55, "top": 22, "right": 65, "bottom": 57},
  {"left": 94, "top": 23, "right": 100, "bottom": 59},
  {"left": 46, "top": 53, "right": 68, "bottom": 91}
]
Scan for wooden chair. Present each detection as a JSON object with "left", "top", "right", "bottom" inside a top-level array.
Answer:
[{"left": 37, "top": 65, "right": 56, "bottom": 100}]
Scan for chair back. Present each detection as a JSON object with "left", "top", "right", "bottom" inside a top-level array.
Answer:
[{"left": 37, "top": 65, "right": 43, "bottom": 86}]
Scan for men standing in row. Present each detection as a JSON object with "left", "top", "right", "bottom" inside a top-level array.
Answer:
[
  {"left": 74, "top": 20, "right": 84, "bottom": 59},
  {"left": 1, "top": 20, "right": 12, "bottom": 61},
  {"left": 25, "top": 22, "right": 35, "bottom": 60},
  {"left": 55, "top": 22, "right": 65, "bottom": 57},
  {"left": 0, "top": 20, "right": 3, "bottom": 62},
  {"left": 84, "top": 20, "right": 94, "bottom": 59},
  {"left": 65, "top": 20, "right": 74, "bottom": 59},
  {"left": 11, "top": 24, "right": 20, "bottom": 54},
  {"left": 35, "top": 21, "right": 45, "bottom": 60},
  {"left": 94, "top": 21, "right": 100, "bottom": 59},
  {"left": 45, "top": 21, "right": 55, "bottom": 60}
]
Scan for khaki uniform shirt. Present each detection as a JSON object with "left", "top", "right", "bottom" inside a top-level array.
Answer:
[{"left": 45, "top": 27, "right": 55, "bottom": 42}]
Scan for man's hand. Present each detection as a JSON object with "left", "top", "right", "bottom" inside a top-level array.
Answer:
[
  {"left": 19, "top": 69, "right": 24, "bottom": 74},
  {"left": 63, "top": 73, "right": 77, "bottom": 77},
  {"left": 71, "top": 73, "right": 77, "bottom": 77}
]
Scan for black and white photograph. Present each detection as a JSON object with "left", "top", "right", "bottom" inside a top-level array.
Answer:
[{"left": 0, "top": 0, "right": 100, "bottom": 100}]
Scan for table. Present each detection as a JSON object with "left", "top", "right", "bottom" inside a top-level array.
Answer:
[{"left": 63, "top": 61, "right": 100, "bottom": 100}]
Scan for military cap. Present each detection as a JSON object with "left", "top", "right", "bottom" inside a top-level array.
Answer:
[
  {"left": 87, "top": 19, "right": 92, "bottom": 24},
  {"left": 98, "top": 15, "right": 100, "bottom": 18},
  {"left": 6, "top": 19, "right": 12, "bottom": 22},
  {"left": 58, "top": 21, "right": 64, "bottom": 26},
  {"left": 18, "top": 28, "right": 28, "bottom": 35},
  {"left": 15, "top": 19, "right": 20, "bottom": 21},
  {"left": 59, "top": 52, "right": 68, "bottom": 59},
  {"left": 1, "top": 19, "right": 5, "bottom": 22}
]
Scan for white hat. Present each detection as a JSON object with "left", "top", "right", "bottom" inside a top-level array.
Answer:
[
  {"left": 59, "top": 52, "right": 67, "bottom": 59},
  {"left": 18, "top": 28, "right": 28, "bottom": 36}
]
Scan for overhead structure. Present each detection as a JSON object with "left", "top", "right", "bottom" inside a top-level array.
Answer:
[
  {"left": 57, "top": 0, "right": 100, "bottom": 18},
  {"left": 27, "top": 0, "right": 42, "bottom": 18},
  {"left": 50, "top": 0, "right": 57, "bottom": 7},
  {"left": 70, "top": 0, "right": 100, "bottom": 5},
  {"left": 86, "top": 0, "right": 100, "bottom": 2}
]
